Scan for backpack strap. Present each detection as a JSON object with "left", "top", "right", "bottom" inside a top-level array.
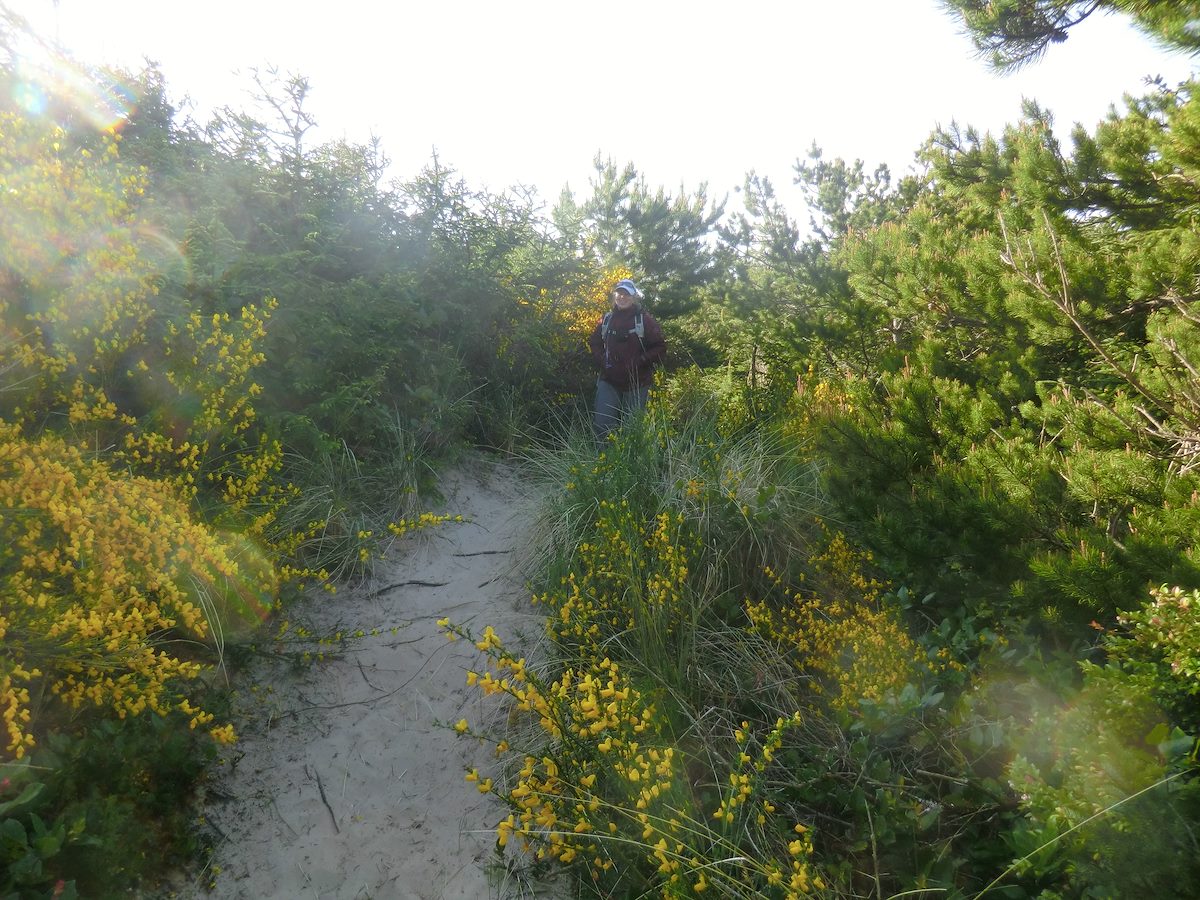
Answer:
[{"left": 602, "top": 308, "right": 646, "bottom": 352}]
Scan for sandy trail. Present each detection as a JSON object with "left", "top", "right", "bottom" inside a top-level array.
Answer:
[{"left": 180, "top": 456, "right": 545, "bottom": 899}]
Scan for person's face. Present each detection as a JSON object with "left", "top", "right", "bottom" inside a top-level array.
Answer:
[{"left": 613, "top": 288, "right": 635, "bottom": 309}]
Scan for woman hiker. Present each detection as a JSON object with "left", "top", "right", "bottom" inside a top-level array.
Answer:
[{"left": 588, "top": 277, "right": 666, "bottom": 442}]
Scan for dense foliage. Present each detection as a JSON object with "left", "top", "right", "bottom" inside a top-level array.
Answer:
[
  {"left": 942, "top": 0, "right": 1200, "bottom": 70},
  {"left": 5, "top": 1, "right": 1200, "bottom": 896}
]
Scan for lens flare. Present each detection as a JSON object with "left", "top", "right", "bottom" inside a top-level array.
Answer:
[
  {"left": 73, "top": 68, "right": 137, "bottom": 131},
  {"left": 10, "top": 79, "right": 47, "bottom": 116},
  {"left": 188, "top": 530, "right": 276, "bottom": 641},
  {"left": 9, "top": 27, "right": 137, "bottom": 130},
  {"left": 137, "top": 224, "right": 192, "bottom": 282}
]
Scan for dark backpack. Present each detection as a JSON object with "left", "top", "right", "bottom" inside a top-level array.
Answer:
[{"left": 601, "top": 308, "right": 645, "bottom": 347}]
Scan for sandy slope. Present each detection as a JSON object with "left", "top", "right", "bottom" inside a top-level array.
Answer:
[{"left": 176, "top": 456, "right": 546, "bottom": 900}]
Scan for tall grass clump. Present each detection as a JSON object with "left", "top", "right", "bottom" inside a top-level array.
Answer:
[
  {"left": 519, "top": 374, "right": 827, "bottom": 615},
  {"left": 269, "top": 410, "right": 441, "bottom": 586}
]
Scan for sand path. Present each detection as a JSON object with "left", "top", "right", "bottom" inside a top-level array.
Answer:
[{"left": 181, "top": 456, "right": 545, "bottom": 899}]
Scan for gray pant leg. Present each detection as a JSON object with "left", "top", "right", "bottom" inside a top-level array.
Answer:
[{"left": 594, "top": 378, "right": 622, "bottom": 442}]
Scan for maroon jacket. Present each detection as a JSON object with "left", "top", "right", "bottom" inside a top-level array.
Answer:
[{"left": 588, "top": 303, "right": 666, "bottom": 390}]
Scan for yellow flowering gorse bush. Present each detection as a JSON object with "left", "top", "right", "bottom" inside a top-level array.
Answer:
[
  {"left": 534, "top": 500, "right": 696, "bottom": 656},
  {"left": 444, "top": 620, "right": 825, "bottom": 897},
  {"left": 0, "top": 423, "right": 253, "bottom": 757},
  {"left": 747, "top": 530, "right": 936, "bottom": 712},
  {"left": 708, "top": 714, "right": 826, "bottom": 896},
  {"left": 1, "top": 112, "right": 285, "bottom": 541},
  {"left": 451, "top": 623, "right": 668, "bottom": 873},
  {"left": 783, "top": 367, "right": 858, "bottom": 446},
  {"left": 497, "top": 265, "right": 630, "bottom": 367},
  {"left": 0, "top": 106, "right": 285, "bottom": 759},
  {"left": 122, "top": 300, "right": 284, "bottom": 529}
]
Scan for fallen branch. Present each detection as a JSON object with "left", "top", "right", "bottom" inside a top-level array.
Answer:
[
  {"left": 356, "top": 659, "right": 383, "bottom": 692},
  {"left": 306, "top": 764, "right": 339, "bottom": 834},
  {"left": 368, "top": 579, "right": 449, "bottom": 598},
  {"left": 279, "top": 640, "right": 450, "bottom": 717}
]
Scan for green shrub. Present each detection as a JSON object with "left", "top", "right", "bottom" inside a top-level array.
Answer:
[{"left": 2, "top": 712, "right": 218, "bottom": 898}]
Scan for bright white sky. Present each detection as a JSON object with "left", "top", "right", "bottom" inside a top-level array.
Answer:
[{"left": 18, "top": 0, "right": 1200, "bottom": 217}]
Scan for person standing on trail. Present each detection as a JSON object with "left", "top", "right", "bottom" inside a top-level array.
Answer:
[{"left": 588, "top": 277, "right": 666, "bottom": 442}]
